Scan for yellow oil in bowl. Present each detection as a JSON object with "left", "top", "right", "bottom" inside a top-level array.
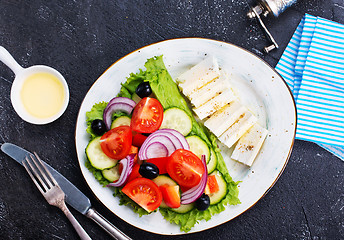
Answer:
[{"left": 20, "top": 72, "right": 65, "bottom": 119}]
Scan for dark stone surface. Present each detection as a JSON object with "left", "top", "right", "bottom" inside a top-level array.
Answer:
[{"left": 0, "top": 0, "right": 343, "bottom": 239}]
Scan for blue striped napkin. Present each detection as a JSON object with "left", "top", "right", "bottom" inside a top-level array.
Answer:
[{"left": 275, "top": 14, "right": 344, "bottom": 161}]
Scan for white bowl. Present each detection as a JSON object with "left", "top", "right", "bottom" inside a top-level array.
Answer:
[
  {"left": 0, "top": 46, "right": 69, "bottom": 125},
  {"left": 10, "top": 65, "right": 69, "bottom": 125}
]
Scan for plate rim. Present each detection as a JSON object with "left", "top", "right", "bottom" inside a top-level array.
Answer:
[{"left": 74, "top": 37, "right": 297, "bottom": 235}]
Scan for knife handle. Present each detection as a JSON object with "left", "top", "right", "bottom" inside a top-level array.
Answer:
[{"left": 86, "top": 208, "right": 132, "bottom": 240}]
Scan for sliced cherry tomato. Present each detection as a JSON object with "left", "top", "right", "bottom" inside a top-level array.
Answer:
[
  {"left": 146, "top": 157, "right": 169, "bottom": 174},
  {"left": 131, "top": 97, "right": 164, "bottom": 133},
  {"left": 159, "top": 184, "right": 181, "bottom": 208},
  {"left": 166, "top": 149, "right": 205, "bottom": 188},
  {"left": 127, "top": 164, "right": 141, "bottom": 183},
  {"left": 100, "top": 126, "right": 132, "bottom": 160},
  {"left": 122, "top": 178, "right": 162, "bottom": 212},
  {"left": 205, "top": 175, "right": 219, "bottom": 194},
  {"left": 132, "top": 132, "right": 148, "bottom": 147}
]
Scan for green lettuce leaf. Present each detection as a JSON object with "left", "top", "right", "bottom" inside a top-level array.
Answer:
[
  {"left": 85, "top": 101, "right": 108, "bottom": 139},
  {"left": 118, "top": 69, "right": 146, "bottom": 98},
  {"left": 144, "top": 56, "right": 240, "bottom": 232},
  {"left": 85, "top": 160, "right": 110, "bottom": 187}
]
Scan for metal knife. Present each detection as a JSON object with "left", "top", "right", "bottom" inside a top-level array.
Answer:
[{"left": 1, "top": 143, "right": 131, "bottom": 240}]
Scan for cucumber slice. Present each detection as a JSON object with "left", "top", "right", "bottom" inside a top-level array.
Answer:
[
  {"left": 153, "top": 175, "right": 177, "bottom": 186},
  {"left": 86, "top": 137, "right": 117, "bottom": 170},
  {"left": 153, "top": 175, "right": 178, "bottom": 208},
  {"left": 186, "top": 135, "right": 210, "bottom": 162},
  {"left": 170, "top": 203, "right": 195, "bottom": 213},
  {"left": 207, "top": 148, "right": 218, "bottom": 174},
  {"left": 111, "top": 116, "right": 131, "bottom": 129},
  {"left": 131, "top": 93, "right": 142, "bottom": 104},
  {"left": 160, "top": 107, "right": 192, "bottom": 136},
  {"left": 208, "top": 171, "right": 227, "bottom": 205},
  {"left": 102, "top": 165, "right": 120, "bottom": 182}
]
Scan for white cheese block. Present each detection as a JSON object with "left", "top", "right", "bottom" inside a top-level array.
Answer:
[
  {"left": 188, "top": 71, "right": 232, "bottom": 108},
  {"left": 204, "top": 101, "right": 247, "bottom": 137},
  {"left": 219, "top": 111, "right": 257, "bottom": 149},
  {"left": 192, "top": 88, "right": 236, "bottom": 120},
  {"left": 231, "top": 123, "right": 268, "bottom": 166},
  {"left": 177, "top": 56, "right": 220, "bottom": 97}
]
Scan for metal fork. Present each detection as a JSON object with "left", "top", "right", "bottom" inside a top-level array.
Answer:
[{"left": 23, "top": 152, "right": 92, "bottom": 240}]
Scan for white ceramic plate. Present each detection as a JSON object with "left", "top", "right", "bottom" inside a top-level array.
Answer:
[{"left": 75, "top": 38, "right": 296, "bottom": 235}]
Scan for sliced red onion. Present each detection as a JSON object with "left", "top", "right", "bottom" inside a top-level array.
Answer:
[
  {"left": 145, "top": 142, "right": 168, "bottom": 158},
  {"left": 107, "top": 154, "right": 135, "bottom": 187},
  {"left": 138, "top": 129, "right": 189, "bottom": 160},
  {"left": 108, "top": 97, "right": 136, "bottom": 108},
  {"left": 157, "top": 129, "right": 189, "bottom": 150},
  {"left": 180, "top": 155, "right": 208, "bottom": 204},
  {"left": 103, "top": 101, "right": 134, "bottom": 130},
  {"left": 138, "top": 135, "right": 175, "bottom": 160}
]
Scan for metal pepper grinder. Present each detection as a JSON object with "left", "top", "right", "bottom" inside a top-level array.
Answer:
[{"left": 247, "top": 0, "right": 297, "bottom": 53}]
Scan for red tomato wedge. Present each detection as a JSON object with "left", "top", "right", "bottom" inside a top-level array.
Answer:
[
  {"left": 132, "top": 132, "right": 148, "bottom": 147},
  {"left": 131, "top": 97, "right": 164, "bottom": 133},
  {"left": 100, "top": 126, "right": 132, "bottom": 160},
  {"left": 166, "top": 149, "right": 205, "bottom": 188},
  {"left": 159, "top": 184, "right": 181, "bottom": 208},
  {"left": 146, "top": 157, "right": 169, "bottom": 174},
  {"left": 206, "top": 175, "right": 219, "bottom": 194},
  {"left": 122, "top": 178, "right": 162, "bottom": 212},
  {"left": 126, "top": 164, "right": 141, "bottom": 183}
]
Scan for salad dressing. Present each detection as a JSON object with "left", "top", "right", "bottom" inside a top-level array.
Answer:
[{"left": 20, "top": 72, "right": 65, "bottom": 118}]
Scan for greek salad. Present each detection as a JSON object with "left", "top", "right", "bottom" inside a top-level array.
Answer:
[{"left": 85, "top": 56, "right": 240, "bottom": 232}]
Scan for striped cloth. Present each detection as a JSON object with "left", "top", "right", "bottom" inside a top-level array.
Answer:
[{"left": 275, "top": 14, "right": 344, "bottom": 161}]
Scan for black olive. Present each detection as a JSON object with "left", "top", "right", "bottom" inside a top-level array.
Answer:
[
  {"left": 91, "top": 119, "right": 107, "bottom": 135},
  {"left": 135, "top": 81, "right": 152, "bottom": 98},
  {"left": 195, "top": 193, "right": 210, "bottom": 211},
  {"left": 139, "top": 162, "right": 159, "bottom": 179}
]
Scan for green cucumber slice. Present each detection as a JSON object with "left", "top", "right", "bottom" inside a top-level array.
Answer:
[
  {"left": 207, "top": 148, "right": 218, "bottom": 174},
  {"left": 102, "top": 165, "right": 120, "bottom": 182},
  {"left": 111, "top": 116, "right": 131, "bottom": 129},
  {"left": 170, "top": 203, "right": 195, "bottom": 213},
  {"left": 86, "top": 137, "right": 117, "bottom": 170},
  {"left": 208, "top": 171, "right": 227, "bottom": 205},
  {"left": 186, "top": 135, "right": 210, "bottom": 162},
  {"left": 160, "top": 107, "right": 192, "bottom": 136},
  {"left": 131, "top": 93, "right": 142, "bottom": 104},
  {"left": 153, "top": 175, "right": 177, "bottom": 186}
]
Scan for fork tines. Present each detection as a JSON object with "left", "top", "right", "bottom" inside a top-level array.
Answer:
[{"left": 23, "top": 152, "right": 57, "bottom": 194}]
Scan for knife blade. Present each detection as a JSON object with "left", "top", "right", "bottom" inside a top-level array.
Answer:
[{"left": 1, "top": 142, "right": 131, "bottom": 240}]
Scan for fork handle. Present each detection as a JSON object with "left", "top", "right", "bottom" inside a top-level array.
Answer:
[
  {"left": 61, "top": 202, "right": 92, "bottom": 240},
  {"left": 86, "top": 208, "right": 132, "bottom": 240}
]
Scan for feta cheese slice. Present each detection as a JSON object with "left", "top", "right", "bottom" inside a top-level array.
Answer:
[
  {"left": 231, "top": 123, "right": 268, "bottom": 166},
  {"left": 219, "top": 111, "right": 257, "bottom": 149}
]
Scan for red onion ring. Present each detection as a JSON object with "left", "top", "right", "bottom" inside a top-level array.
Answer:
[
  {"left": 157, "top": 129, "right": 189, "bottom": 150},
  {"left": 138, "top": 134, "right": 175, "bottom": 160},
  {"left": 180, "top": 155, "right": 208, "bottom": 204},
  {"left": 103, "top": 100, "right": 135, "bottom": 130},
  {"left": 108, "top": 97, "right": 136, "bottom": 108},
  {"left": 107, "top": 154, "right": 135, "bottom": 187},
  {"left": 145, "top": 142, "right": 168, "bottom": 158}
]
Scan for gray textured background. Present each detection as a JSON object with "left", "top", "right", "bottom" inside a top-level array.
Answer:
[{"left": 0, "top": 0, "right": 343, "bottom": 239}]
